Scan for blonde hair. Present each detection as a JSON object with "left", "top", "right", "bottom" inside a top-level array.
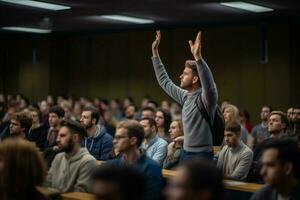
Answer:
[
  {"left": 224, "top": 104, "right": 240, "bottom": 124},
  {"left": 173, "top": 119, "right": 184, "bottom": 137}
]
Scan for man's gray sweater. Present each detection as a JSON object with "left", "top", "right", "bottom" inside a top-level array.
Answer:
[{"left": 152, "top": 56, "right": 218, "bottom": 152}]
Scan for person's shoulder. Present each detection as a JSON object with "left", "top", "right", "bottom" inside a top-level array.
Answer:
[
  {"left": 156, "top": 137, "right": 168, "bottom": 145},
  {"left": 250, "top": 185, "right": 274, "bottom": 200}
]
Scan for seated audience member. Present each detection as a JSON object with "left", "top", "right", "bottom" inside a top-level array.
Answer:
[
  {"left": 27, "top": 107, "right": 48, "bottom": 151},
  {"left": 155, "top": 109, "right": 171, "bottom": 141},
  {"left": 0, "top": 138, "right": 47, "bottom": 200},
  {"left": 286, "top": 106, "right": 300, "bottom": 141},
  {"left": 165, "top": 160, "right": 224, "bottom": 200},
  {"left": 163, "top": 120, "right": 184, "bottom": 169},
  {"left": 8, "top": 112, "right": 32, "bottom": 139},
  {"left": 91, "top": 165, "right": 146, "bottom": 200},
  {"left": 109, "top": 120, "right": 164, "bottom": 200},
  {"left": 44, "top": 106, "right": 64, "bottom": 149},
  {"left": 124, "top": 104, "right": 137, "bottom": 120},
  {"left": 141, "top": 106, "right": 156, "bottom": 120},
  {"left": 161, "top": 100, "right": 171, "bottom": 113},
  {"left": 250, "top": 139, "right": 300, "bottom": 200},
  {"left": 239, "top": 108, "right": 253, "bottom": 133},
  {"left": 140, "top": 117, "right": 168, "bottom": 165},
  {"left": 45, "top": 120, "right": 97, "bottom": 192},
  {"left": 0, "top": 105, "right": 17, "bottom": 140},
  {"left": 223, "top": 104, "right": 248, "bottom": 144},
  {"left": 217, "top": 121, "right": 253, "bottom": 181},
  {"left": 251, "top": 106, "right": 272, "bottom": 148},
  {"left": 39, "top": 100, "right": 50, "bottom": 126},
  {"left": 250, "top": 111, "right": 289, "bottom": 182},
  {"left": 80, "top": 107, "right": 113, "bottom": 160}
]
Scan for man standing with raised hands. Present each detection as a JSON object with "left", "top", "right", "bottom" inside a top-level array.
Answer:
[{"left": 151, "top": 31, "right": 218, "bottom": 161}]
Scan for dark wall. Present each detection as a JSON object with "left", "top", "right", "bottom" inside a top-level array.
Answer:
[{"left": 0, "top": 22, "right": 299, "bottom": 123}]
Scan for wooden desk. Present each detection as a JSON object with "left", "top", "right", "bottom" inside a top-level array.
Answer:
[
  {"left": 162, "top": 169, "right": 263, "bottom": 193},
  {"left": 61, "top": 192, "right": 95, "bottom": 200}
]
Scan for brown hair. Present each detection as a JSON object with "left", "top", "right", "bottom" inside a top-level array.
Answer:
[
  {"left": 117, "top": 120, "right": 145, "bottom": 147},
  {"left": 11, "top": 112, "right": 33, "bottom": 133},
  {"left": 225, "top": 121, "right": 241, "bottom": 135},
  {"left": 0, "top": 138, "right": 47, "bottom": 200},
  {"left": 269, "top": 111, "right": 289, "bottom": 132}
]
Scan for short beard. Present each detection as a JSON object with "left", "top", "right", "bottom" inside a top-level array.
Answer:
[{"left": 62, "top": 138, "right": 74, "bottom": 153}]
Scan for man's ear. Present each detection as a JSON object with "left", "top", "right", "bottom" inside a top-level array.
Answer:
[
  {"left": 192, "top": 75, "right": 199, "bottom": 84},
  {"left": 92, "top": 118, "right": 97, "bottom": 125},
  {"left": 72, "top": 134, "right": 80, "bottom": 143},
  {"left": 129, "top": 136, "right": 137, "bottom": 146}
]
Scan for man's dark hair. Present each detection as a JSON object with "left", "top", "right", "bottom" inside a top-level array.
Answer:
[
  {"left": 182, "top": 160, "right": 224, "bottom": 200},
  {"left": 61, "top": 120, "right": 87, "bottom": 142},
  {"left": 83, "top": 106, "right": 100, "bottom": 124},
  {"left": 116, "top": 120, "right": 144, "bottom": 147},
  {"left": 148, "top": 100, "right": 158, "bottom": 108},
  {"left": 141, "top": 117, "right": 157, "bottom": 128},
  {"left": 49, "top": 106, "right": 65, "bottom": 118},
  {"left": 269, "top": 111, "right": 289, "bottom": 132},
  {"left": 225, "top": 121, "right": 241, "bottom": 135},
  {"left": 263, "top": 139, "right": 300, "bottom": 181},
  {"left": 91, "top": 165, "right": 146, "bottom": 200}
]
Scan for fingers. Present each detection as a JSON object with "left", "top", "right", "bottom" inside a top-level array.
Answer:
[
  {"left": 156, "top": 30, "right": 161, "bottom": 40},
  {"left": 188, "top": 40, "right": 193, "bottom": 48},
  {"left": 195, "top": 31, "right": 201, "bottom": 42}
]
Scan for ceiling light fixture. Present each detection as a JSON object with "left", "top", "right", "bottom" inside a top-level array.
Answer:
[
  {"left": 100, "top": 15, "right": 154, "bottom": 24},
  {"left": 220, "top": 2, "right": 273, "bottom": 13},
  {"left": 0, "top": 0, "right": 71, "bottom": 11},
  {"left": 2, "top": 26, "right": 51, "bottom": 33}
]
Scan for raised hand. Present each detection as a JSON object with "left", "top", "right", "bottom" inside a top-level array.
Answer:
[
  {"left": 188, "top": 31, "right": 202, "bottom": 61},
  {"left": 152, "top": 30, "right": 161, "bottom": 57}
]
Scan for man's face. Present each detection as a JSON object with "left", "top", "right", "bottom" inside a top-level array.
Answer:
[
  {"left": 48, "top": 113, "right": 61, "bottom": 128},
  {"left": 287, "top": 108, "right": 293, "bottom": 121},
  {"left": 80, "top": 111, "right": 93, "bottom": 129},
  {"left": 140, "top": 120, "right": 154, "bottom": 139},
  {"left": 141, "top": 110, "right": 155, "bottom": 119},
  {"left": 125, "top": 106, "right": 135, "bottom": 119},
  {"left": 268, "top": 114, "right": 285, "bottom": 134},
  {"left": 30, "top": 111, "right": 39, "bottom": 124},
  {"left": 92, "top": 180, "right": 121, "bottom": 200},
  {"left": 113, "top": 128, "right": 132, "bottom": 153},
  {"left": 260, "top": 107, "right": 271, "bottom": 121},
  {"left": 292, "top": 108, "right": 300, "bottom": 123},
  {"left": 224, "top": 131, "right": 240, "bottom": 147},
  {"left": 155, "top": 111, "right": 165, "bottom": 128},
  {"left": 9, "top": 119, "right": 24, "bottom": 135},
  {"left": 179, "top": 67, "right": 195, "bottom": 90},
  {"left": 40, "top": 101, "right": 49, "bottom": 114},
  {"left": 260, "top": 148, "right": 285, "bottom": 186},
  {"left": 56, "top": 126, "right": 74, "bottom": 153}
]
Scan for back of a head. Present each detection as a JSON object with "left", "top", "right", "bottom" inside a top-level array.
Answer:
[
  {"left": 181, "top": 160, "right": 224, "bottom": 200},
  {"left": 91, "top": 165, "right": 146, "bottom": 200},
  {"left": 0, "top": 138, "right": 47, "bottom": 199}
]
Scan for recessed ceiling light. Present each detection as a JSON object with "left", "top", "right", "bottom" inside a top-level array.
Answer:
[
  {"left": 100, "top": 15, "right": 154, "bottom": 24},
  {"left": 2, "top": 26, "right": 51, "bottom": 33},
  {"left": 0, "top": 0, "right": 71, "bottom": 11},
  {"left": 220, "top": 2, "right": 273, "bottom": 13}
]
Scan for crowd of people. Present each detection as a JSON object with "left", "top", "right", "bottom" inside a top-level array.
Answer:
[{"left": 0, "top": 31, "right": 299, "bottom": 200}]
